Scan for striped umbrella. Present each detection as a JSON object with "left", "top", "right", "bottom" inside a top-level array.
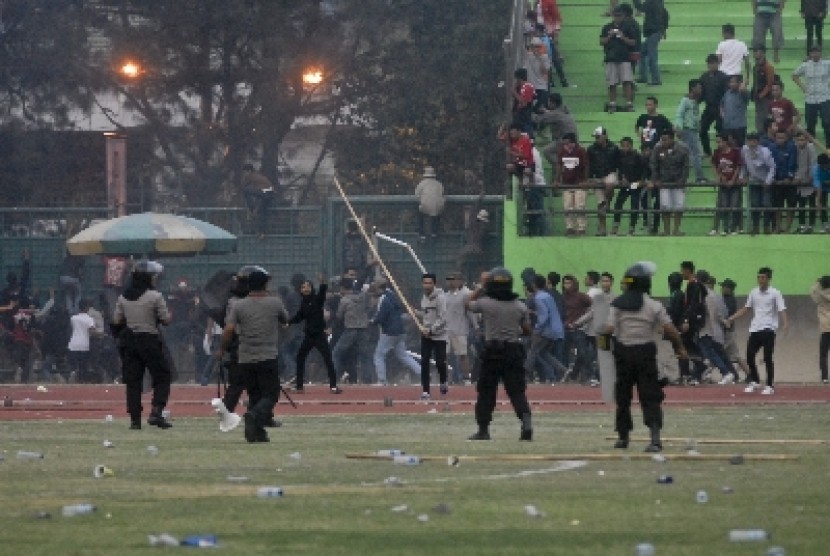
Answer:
[{"left": 66, "top": 212, "right": 237, "bottom": 256}]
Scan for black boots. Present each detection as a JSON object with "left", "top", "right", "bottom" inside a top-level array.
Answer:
[
  {"left": 147, "top": 406, "right": 172, "bottom": 429},
  {"left": 130, "top": 417, "right": 141, "bottom": 430},
  {"left": 468, "top": 426, "right": 491, "bottom": 440},
  {"left": 520, "top": 413, "right": 533, "bottom": 441},
  {"left": 244, "top": 412, "right": 269, "bottom": 443},
  {"left": 644, "top": 426, "right": 662, "bottom": 452},
  {"left": 614, "top": 432, "right": 629, "bottom": 449}
]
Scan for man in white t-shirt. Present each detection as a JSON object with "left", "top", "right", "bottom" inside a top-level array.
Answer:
[
  {"left": 726, "top": 266, "right": 788, "bottom": 394},
  {"left": 716, "top": 23, "right": 751, "bottom": 80},
  {"left": 68, "top": 299, "right": 97, "bottom": 383}
]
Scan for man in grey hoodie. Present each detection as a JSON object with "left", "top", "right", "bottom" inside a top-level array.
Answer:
[{"left": 418, "top": 273, "right": 448, "bottom": 400}]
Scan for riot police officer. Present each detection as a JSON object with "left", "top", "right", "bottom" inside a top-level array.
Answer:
[
  {"left": 112, "top": 260, "right": 173, "bottom": 430},
  {"left": 218, "top": 266, "right": 288, "bottom": 443},
  {"left": 604, "top": 261, "right": 687, "bottom": 452},
  {"left": 465, "top": 268, "right": 533, "bottom": 441}
]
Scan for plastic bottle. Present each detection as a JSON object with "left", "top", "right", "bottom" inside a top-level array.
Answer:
[
  {"left": 377, "top": 449, "right": 404, "bottom": 457},
  {"left": 256, "top": 486, "right": 284, "bottom": 498},
  {"left": 634, "top": 542, "right": 656, "bottom": 556},
  {"left": 146, "top": 445, "right": 159, "bottom": 456},
  {"left": 728, "top": 529, "right": 769, "bottom": 542},
  {"left": 16, "top": 450, "right": 44, "bottom": 460},
  {"left": 656, "top": 475, "right": 673, "bottom": 484},
  {"left": 766, "top": 547, "right": 785, "bottom": 556},
  {"left": 393, "top": 455, "right": 420, "bottom": 465},
  {"left": 62, "top": 503, "right": 96, "bottom": 517},
  {"left": 696, "top": 490, "right": 708, "bottom": 504}
]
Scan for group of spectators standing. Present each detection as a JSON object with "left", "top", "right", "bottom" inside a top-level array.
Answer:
[{"left": 507, "top": 1, "right": 830, "bottom": 237}]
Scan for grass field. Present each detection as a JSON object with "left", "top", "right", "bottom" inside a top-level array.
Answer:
[{"left": 2, "top": 407, "right": 829, "bottom": 555}]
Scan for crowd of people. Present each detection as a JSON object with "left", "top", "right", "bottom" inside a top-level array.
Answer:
[{"left": 507, "top": 1, "right": 830, "bottom": 236}]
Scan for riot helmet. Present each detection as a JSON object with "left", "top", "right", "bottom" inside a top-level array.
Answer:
[
  {"left": 485, "top": 267, "right": 517, "bottom": 300},
  {"left": 236, "top": 265, "right": 270, "bottom": 293},
  {"left": 621, "top": 261, "right": 656, "bottom": 294}
]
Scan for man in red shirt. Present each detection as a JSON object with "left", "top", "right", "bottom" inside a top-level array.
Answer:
[
  {"left": 512, "top": 68, "right": 536, "bottom": 136},
  {"left": 711, "top": 133, "right": 744, "bottom": 235},
  {"left": 768, "top": 81, "right": 800, "bottom": 135},
  {"left": 506, "top": 123, "right": 535, "bottom": 186},
  {"left": 555, "top": 132, "right": 590, "bottom": 235}
]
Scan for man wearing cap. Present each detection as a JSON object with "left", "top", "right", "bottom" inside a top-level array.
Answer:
[
  {"left": 718, "top": 277, "right": 751, "bottom": 383},
  {"left": 792, "top": 45, "right": 830, "bottom": 147},
  {"left": 414, "top": 166, "right": 445, "bottom": 241},
  {"left": 740, "top": 132, "right": 776, "bottom": 234},
  {"left": 600, "top": 7, "right": 639, "bottom": 113},
  {"left": 526, "top": 37, "right": 551, "bottom": 113},
  {"left": 587, "top": 127, "right": 620, "bottom": 236},
  {"left": 726, "top": 266, "right": 788, "bottom": 395}
]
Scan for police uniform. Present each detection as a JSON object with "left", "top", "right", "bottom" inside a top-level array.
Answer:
[
  {"left": 466, "top": 268, "right": 533, "bottom": 441},
  {"left": 606, "top": 261, "right": 684, "bottom": 452},
  {"left": 113, "top": 261, "right": 172, "bottom": 430}
]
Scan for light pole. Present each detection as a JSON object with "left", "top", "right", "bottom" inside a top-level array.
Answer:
[{"left": 105, "top": 60, "right": 142, "bottom": 217}]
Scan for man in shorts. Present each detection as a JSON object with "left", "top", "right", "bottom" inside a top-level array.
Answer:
[
  {"left": 650, "top": 129, "right": 690, "bottom": 235},
  {"left": 600, "top": 7, "right": 639, "bottom": 113}
]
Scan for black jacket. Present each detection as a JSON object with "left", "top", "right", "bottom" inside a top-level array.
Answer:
[{"left": 290, "top": 284, "right": 328, "bottom": 336}]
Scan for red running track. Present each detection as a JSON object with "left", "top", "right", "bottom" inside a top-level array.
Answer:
[{"left": 1, "top": 383, "right": 829, "bottom": 421}]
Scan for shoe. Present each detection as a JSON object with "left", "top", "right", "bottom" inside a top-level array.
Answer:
[
  {"left": 561, "top": 80, "right": 569, "bottom": 87},
  {"left": 613, "top": 438, "right": 629, "bottom": 449},
  {"left": 606, "top": 103, "right": 616, "bottom": 114},
  {"left": 635, "top": 78, "right": 647, "bottom": 84},
  {"left": 644, "top": 443, "right": 662, "bottom": 453},
  {"left": 253, "top": 431, "right": 270, "bottom": 443},
  {"left": 625, "top": 103, "right": 635, "bottom": 112},
  {"left": 330, "top": 387, "right": 343, "bottom": 394},
  {"left": 468, "top": 430, "right": 491, "bottom": 440},
  {"left": 720, "top": 230, "right": 727, "bottom": 236},
  {"left": 340, "top": 372, "right": 350, "bottom": 383},
  {"left": 761, "top": 386, "right": 774, "bottom": 395},
  {"left": 147, "top": 410, "right": 173, "bottom": 429},
  {"left": 520, "top": 428, "right": 533, "bottom": 441},
  {"left": 729, "top": 230, "right": 738, "bottom": 235},
  {"left": 687, "top": 378, "right": 700, "bottom": 386},
  {"left": 420, "top": 392, "right": 431, "bottom": 401},
  {"left": 718, "top": 374, "right": 735, "bottom": 385},
  {"left": 129, "top": 422, "right": 141, "bottom": 430},
  {"left": 589, "top": 378, "right": 600, "bottom": 387},
  {"left": 243, "top": 412, "right": 257, "bottom": 443},
  {"left": 696, "top": 178, "right": 708, "bottom": 184},
  {"left": 439, "top": 383, "right": 448, "bottom": 395},
  {"left": 265, "top": 418, "right": 282, "bottom": 428},
  {"left": 822, "top": 379, "right": 828, "bottom": 384},
  {"left": 805, "top": 226, "right": 813, "bottom": 234},
  {"left": 744, "top": 382, "right": 758, "bottom": 393},
  {"left": 708, "top": 229, "right": 717, "bottom": 236},
  {"left": 291, "top": 386, "right": 304, "bottom": 393}
]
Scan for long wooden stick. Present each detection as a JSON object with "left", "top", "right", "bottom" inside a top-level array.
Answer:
[
  {"left": 604, "top": 436, "right": 828, "bottom": 445},
  {"left": 332, "top": 176, "right": 426, "bottom": 334},
  {"left": 345, "top": 452, "right": 799, "bottom": 462}
]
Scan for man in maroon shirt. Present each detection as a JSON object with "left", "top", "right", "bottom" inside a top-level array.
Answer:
[
  {"left": 555, "top": 132, "right": 590, "bottom": 235},
  {"left": 561, "top": 275, "right": 593, "bottom": 383},
  {"left": 768, "top": 81, "right": 801, "bottom": 135},
  {"left": 711, "top": 133, "right": 744, "bottom": 234}
]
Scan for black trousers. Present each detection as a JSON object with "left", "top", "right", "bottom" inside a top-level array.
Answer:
[
  {"left": 420, "top": 337, "right": 448, "bottom": 393},
  {"left": 747, "top": 329, "right": 776, "bottom": 386},
  {"left": 612, "top": 187, "right": 641, "bottom": 229},
  {"left": 700, "top": 106, "right": 723, "bottom": 155},
  {"left": 222, "top": 354, "right": 245, "bottom": 412},
  {"left": 820, "top": 331, "right": 830, "bottom": 381},
  {"left": 678, "top": 330, "right": 706, "bottom": 380},
  {"left": 122, "top": 332, "right": 171, "bottom": 420},
  {"left": 475, "top": 342, "right": 531, "bottom": 427},
  {"left": 613, "top": 342, "right": 664, "bottom": 436},
  {"left": 239, "top": 359, "right": 280, "bottom": 431},
  {"left": 296, "top": 332, "right": 337, "bottom": 388}
]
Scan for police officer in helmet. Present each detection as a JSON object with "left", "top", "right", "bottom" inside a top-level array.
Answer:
[
  {"left": 604, "top": 261, "right": 687, "bottom": 452},
  {"left": 218, "top": 265, "right": 288, "bottom": 443},
  {"left": 465, "top": 267, "right": 534, "bottom": 441},
  {"left": 112, "top": 259, "right": 173, "bottom": 430}
]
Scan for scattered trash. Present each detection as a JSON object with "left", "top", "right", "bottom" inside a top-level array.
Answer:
[
  {"left": 766, "top": 546, "right": 786, "bottom": 555},
  {"left": 148, "top": 533, "right": 179, "bottom": 547},
  {"left": 696, "top": 490, "right": 708, "bottom": 504},
  {"left": 417, "top": 514, "right": 429, "bottom": 522},
  {"left": 105, "top": 513, "right": 112, "bottom": 519},
  {"left": 651, "top": 454, "right": 666, "bottom": 463},
  {"left": 635, "top": 542, "right": 656, "bottom": 556},
  {"left": 729, "top": 455, "right": 744, "bottom": 465},
  {"left": 683, "top": 59, "right": 691, "bottom": 65},
  {"left": 426, "top": 408, "right": 437, "bottom": 414},
  {"left": 570, "top": 519, "right": 580, "bottom": 526},
  {"left": 256, "top": 487, "right": 284, "bottom": 498},
  {"left": 391, "top": 504, "right": 408, "bottom": 513},
  {"left": 686, "top": 449, "right": 701, "bottom": 457},
  {"left": 226, "top": 476, "right": 249, "bottom": 482},
  {"left": 431, "top": 503, "right": 451, "bottom": 515},
  {"left": 36, "top": 385, "right": 48, "bottom": 393},
  {"left": 657, "top": 475, "right": 673, "bottom": 484},
  {"left": 147, "top": 445, "right": 159, "bottom": 456},
  {"left": 288, "top": 452, "right": 302, "bottom": 461},
  {"left": 181, "top": 535, "right": 218, "bottom": 547},
  {"left": 103, "top": 440, "right": 114, "bottom": 448},
  {"left": 384, "top": 476, "right": 403, "bottom": 487},
  {"left": 393, "top": 455, "right": 420, "bottom": 466},
  {"left": 161, "top": 409, "right": 171, "bottom": 420},
  {"left": 62, "top": 503, "right": 96, "bottom": 517},
  {"left": 104, "top": 414, "right": 114, "bottom": 423},
  {"left": 524, "top": 505, "right": 544, "bottom": 518},
  {"left": 93, "top": 464, "right": 114, "bottom": 478},
  {"left": 447, "top": 455, "right": 460, "bottom": 467},
  {"left": 721, "top": 486, "right": 734, "bottom": 494},
  {"left": 377, "top": 449, "right": 404, "bottom": 457},
  {"left": 34, "top": 511, "right": 51, "bottom": 520},
  {"left": 728, "top": 529, "right": 769, "bottom": 542},
  {"left": 597, "top": 470, "right": 605, "bottom": 476},
  {"left": 16, "top": 451, "right": 44, "bottom": 460}
]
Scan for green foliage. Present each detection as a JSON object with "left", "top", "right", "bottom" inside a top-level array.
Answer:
[{"left": 1, "top": 407, "right": 829, "bottom": 555}]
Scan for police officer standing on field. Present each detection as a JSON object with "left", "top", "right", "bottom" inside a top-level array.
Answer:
[
  {"left": 112, "top": 260, "right": 173, "bottom": 430},
  {"left": 465, "top": 268, "right": 534, "bottom": 441},
  {"left": 218, "top": 266, "right": 288, "bottom": 443},
  {"left": 604, "top": 261, "right": 687, "bottom": 452}
]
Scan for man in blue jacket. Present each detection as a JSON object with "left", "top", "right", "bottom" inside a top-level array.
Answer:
[{"left": 371, "top": 279, "right": 421, "bottom": 385}]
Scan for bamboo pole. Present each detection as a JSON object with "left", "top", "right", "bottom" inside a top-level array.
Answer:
[
  {"left": 332, "top": 176, "right": 426, "bottom": 334},
  {"left": 604, "top": 436, "right": 827, "bottom": 445},
  {"left": 345, "top": 452, "right": 799, "bottom": 462}
]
